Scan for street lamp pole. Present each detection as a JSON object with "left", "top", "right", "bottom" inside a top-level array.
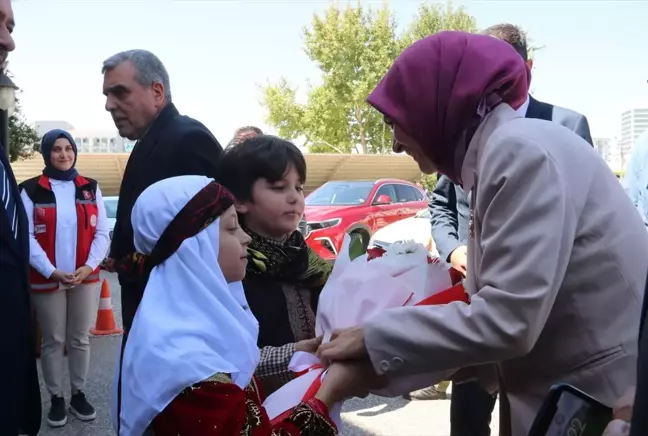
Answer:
[{"left": 0, "top": 69, "right": 18, "bottom": 161}]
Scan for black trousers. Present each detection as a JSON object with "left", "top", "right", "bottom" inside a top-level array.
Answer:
[
  {"left": 450, "top": 381, "right": 497, "bottom": 436},
  {"left": 118, "top": 274, "right": 143, "bottom": 333}
]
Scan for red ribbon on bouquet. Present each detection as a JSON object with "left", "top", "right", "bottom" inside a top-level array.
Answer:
[
  {"left": 415, "top": 282, "right": 469, "bottom": 306},
  {"left": 294, "top": 364, "right": 323, "bottom": 378},
  {"left": 270, "top": 364, "right": 325, "bottom": 426},
  {"left": 415, "top": 264, "right": 468, "bottom": 305}
]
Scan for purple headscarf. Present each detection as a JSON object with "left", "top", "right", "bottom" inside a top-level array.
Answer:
[{"left": 367, "top": 31, "right": 530, "bottom": 183}]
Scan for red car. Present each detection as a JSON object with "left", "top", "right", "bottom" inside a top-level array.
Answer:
[{"left": 304, "top": 179, "right": 428, "bottom": 260}]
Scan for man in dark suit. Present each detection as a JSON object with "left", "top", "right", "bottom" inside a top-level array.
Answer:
[
  {"left": 0, "top": 2, "right": 42, "bottom": 434},
  {"left": 427, "top": 24, "right": 593, "bottom": 436},
  {"left": 101, "top": 50, "right": 223, "bottom": 332}
]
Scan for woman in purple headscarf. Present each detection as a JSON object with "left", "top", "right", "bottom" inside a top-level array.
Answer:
[{"left": 318, "top": 32, "right": 647, "bottom": 435}]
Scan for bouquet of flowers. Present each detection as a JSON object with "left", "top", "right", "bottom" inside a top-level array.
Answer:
[{"left": 262, "top": 235, "right": 469, "bottom": 428}]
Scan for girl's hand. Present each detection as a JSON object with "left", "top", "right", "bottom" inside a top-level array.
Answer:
[{"left": 295, "top": 336, "right": 323, "bottom": 353}]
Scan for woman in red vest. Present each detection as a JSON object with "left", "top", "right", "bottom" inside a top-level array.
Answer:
[{"left": 19, "top": 129, "right": 110, "bottom": 429}]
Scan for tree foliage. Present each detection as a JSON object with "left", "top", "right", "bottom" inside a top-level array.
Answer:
[
  {"left": 4, "top": 68, "right": 39, "bottom": 162},
  {"left": 418, "top": 173, "right": 438, "bottom": 192},
  {"left": 402, "top": 3, "right": 477, "bottom": 49},
  {"left": 261, "top": 1, "right": 477, "bottom": 154},
  {"left": 9, "top": 97, "right": 39, "bottom": 162}
]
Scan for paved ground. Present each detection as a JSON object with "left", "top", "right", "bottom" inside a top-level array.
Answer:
[{"left": 37, "top": 272, "right": 499, "bottom": 436}]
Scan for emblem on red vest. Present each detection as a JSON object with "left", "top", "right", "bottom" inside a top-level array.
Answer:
[
  {"left": 83, "top": 190, "right": 95, "bottom": 201},
  {"left": 36, "top": 207, "right": 46, "bottom": 218}
]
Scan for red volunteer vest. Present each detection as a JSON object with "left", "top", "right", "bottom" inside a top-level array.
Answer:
[{"left": 21, "top": 175, "right": 101, "bottom": 292}]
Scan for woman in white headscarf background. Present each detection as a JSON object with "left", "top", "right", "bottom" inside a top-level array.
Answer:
[{"left": 114, "top": 175, "right": 376, "bottom": 436}]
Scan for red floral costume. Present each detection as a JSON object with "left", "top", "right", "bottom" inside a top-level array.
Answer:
[{"left": 151, "top": 373, "right": 337, "bottom": 436}]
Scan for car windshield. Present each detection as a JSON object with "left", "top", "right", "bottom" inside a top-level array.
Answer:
[
  {"left": 104, "top": 198, "right": 118, "bottom": 219},
  {"left": 306, "top": 181, "right": 374, "bottom": 206},
  {"left": 415, "top": 209, "right": 431, "bottom": 219}
]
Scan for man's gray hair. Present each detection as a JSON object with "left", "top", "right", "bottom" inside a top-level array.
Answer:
[{"left": 102, "top": 49, "right": 172, "bottom": 102}]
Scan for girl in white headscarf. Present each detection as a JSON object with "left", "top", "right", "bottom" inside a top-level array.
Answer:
[{"left": 114, "top": 175, "right": 373, "bottom": 436}]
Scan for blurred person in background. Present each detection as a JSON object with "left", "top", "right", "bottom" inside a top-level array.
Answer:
[
  {"left": 623, "top": 130, "right": 648, "bottom": 226},
  {"left": 0, "top": 1, "right": 42, "bottom": 434},
  {"left": 20, "top": 130, "right": 110, "bottom": 428},
  {"left": 426, "top": 23, "right": 594, "bottom": 436},
  {"left": 228, "top": 125, "right": 263, "bottom": 147}
]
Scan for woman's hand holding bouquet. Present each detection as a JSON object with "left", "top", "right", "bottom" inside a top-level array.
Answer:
[{"left": 314, "top": 360, "right": 387, "bottom": 409}]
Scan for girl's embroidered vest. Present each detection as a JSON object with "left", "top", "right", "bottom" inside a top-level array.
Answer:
[{"left": 20, "top": 175, "right": 101, "bottom": 292}]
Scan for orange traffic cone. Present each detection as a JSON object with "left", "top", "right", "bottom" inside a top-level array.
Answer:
[{"left": 90, "top": 279, "right": 123, "bottom": 336}]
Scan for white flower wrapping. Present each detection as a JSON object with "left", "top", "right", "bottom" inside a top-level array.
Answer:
[{"left": 262, "top": 236, "right": 467, "bottom": 429}]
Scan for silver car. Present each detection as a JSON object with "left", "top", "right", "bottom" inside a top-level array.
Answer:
[{"left": 104, "top": 196, "right": 118, "bottom": 240}]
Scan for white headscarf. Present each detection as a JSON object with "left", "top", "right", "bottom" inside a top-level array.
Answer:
[{"left": 117, "top": 175, "right": 260, "bottom": 436}]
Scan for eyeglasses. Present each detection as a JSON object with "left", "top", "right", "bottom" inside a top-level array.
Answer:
[{"left": 383, "top": 116, "right": 403, "bottom": 152}]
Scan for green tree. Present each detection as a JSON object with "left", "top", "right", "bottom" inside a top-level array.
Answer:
[
  {"left": 401, "top": 2, "right": 477, "bottom": 49},
  {"left": 8, "top": 97, "right": 39, "bottom": 162},
  {"left": 418, "top": 173, "right": 437, "bottom": 192},
  {"left": 261, "top": 1, "right": 477, "bottom": 154}
]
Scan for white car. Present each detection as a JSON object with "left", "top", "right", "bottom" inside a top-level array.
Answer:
[
  {"left": 369, "top": 208, "right": 439, "bottom": 257},
  {"left": 104, "top": 196, "right": 118, "bottom": 239}
]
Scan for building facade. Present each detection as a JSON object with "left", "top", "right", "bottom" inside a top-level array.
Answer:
[
  {"left": 593, "top": 137, "right": 612, "bottom": 162},
  {"left": 34, "top": 120, "right": 128, "bottom": 153},
  {"left": 619, "top": 108, "right": 648, "bottom": 168},
  {"left": 593, "top": 137, "right": 624, "bottom": 172}
]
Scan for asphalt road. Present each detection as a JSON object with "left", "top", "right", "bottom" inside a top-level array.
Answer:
[{"left": 37, "top": 272, "right": 499, "bottom": 436}]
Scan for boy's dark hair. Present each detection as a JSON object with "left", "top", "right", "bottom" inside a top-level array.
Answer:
[
  {"left": 482, "top": 23, "right": 528, "bottom": 61},
  {"left": 218, "top": 135, "right": 307, "bottom": 202}
]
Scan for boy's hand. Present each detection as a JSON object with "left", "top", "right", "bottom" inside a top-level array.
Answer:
[
  {"left": 102, "top": 257, "right": 116, "bottom": 272},
  {"left": 295, "top": 336, "right": 323, "bottom": 353}
]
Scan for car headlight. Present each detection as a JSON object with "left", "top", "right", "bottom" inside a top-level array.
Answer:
[{"left": 307, "top": 218, "right": 342, "bottom": 232}]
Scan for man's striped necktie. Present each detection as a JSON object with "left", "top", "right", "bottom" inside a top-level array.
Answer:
[{"left": 0, "top": 158, "right": 18, "bottom": 239}]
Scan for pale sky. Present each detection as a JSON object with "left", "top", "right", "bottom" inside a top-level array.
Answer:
[{"left": 9, "top": 0, "right": 648, "bottom": 144}]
